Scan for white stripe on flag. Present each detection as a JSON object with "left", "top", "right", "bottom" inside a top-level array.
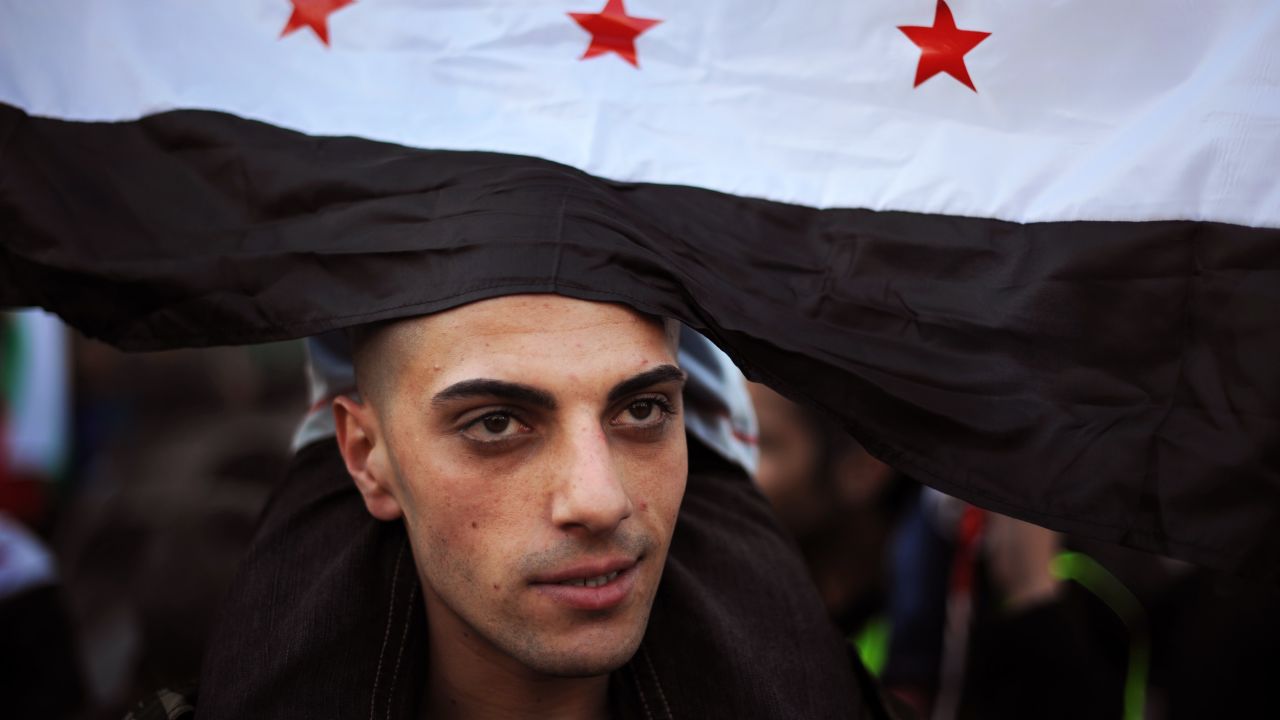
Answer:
[
  {"left": 4, "top": 310, "right": 69, "bottom": 478},
  {"left": 1, "top": 1, "right": 1277, "bottom": 227}
]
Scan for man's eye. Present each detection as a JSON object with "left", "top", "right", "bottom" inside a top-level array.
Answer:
[
  {"left": 462, "top": 412, "right": 529, "bottom": 441},
  {"left": 613, "top": 398, "right": 672, "bottom": 428},
  {"left": 628, "top": 401, "right": 654, "bottom": 420}
]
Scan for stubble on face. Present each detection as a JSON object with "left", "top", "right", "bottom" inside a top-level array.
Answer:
[{"left": 437, "top": 527, "right": 659, "bottom": 677}]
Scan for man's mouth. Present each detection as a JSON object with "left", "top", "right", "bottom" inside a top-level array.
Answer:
[
  {"left": 530, "top": 557, "right": 641, "bottom": 611},
  {"left": 532, "top": 556, "right": 638, "bottom": 585},
  {"left": 556, "top": 570, "right": 622, "bottom": 588}
]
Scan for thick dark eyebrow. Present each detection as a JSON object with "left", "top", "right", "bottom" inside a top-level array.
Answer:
[
  {"left": 431, "top": 379, "right": 557, "bottom": 410},
  {"left": 607, "top": 364, "right": 687, "bottom": 405},
  {"left": 430, "top": 364, "right": 685, "bottom": 410}
]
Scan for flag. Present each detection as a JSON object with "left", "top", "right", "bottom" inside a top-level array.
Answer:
[
  {"left": 0, "top": 310, "right": 70, "bottom": 523},
  {"left": 2, "top": 1, "right": 1278, "bottom": 580}
]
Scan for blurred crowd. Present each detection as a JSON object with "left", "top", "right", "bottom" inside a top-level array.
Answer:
[
  {"left": 748, "top": 382, "right": 1280, "bottom": 719},
  {"left": 1, "top": 310, "right": 303, "bottom": 718},
  {"left": 2, "top": 308, "right": 1278, "bottom": 719}
]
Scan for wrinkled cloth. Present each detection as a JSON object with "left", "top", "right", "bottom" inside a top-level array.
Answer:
[{"left": 5, "top": 106, "right": 1278, "bottom": 579}]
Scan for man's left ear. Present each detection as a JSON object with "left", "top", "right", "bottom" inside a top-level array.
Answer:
[{"left": 333, "top": 395, "right": 403, "bottom": 521}]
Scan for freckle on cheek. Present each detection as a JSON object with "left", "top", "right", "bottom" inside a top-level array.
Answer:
[
  {"left": 493, "top": 583, "right": 500, "bottom": 591},
  {"left": 470, "top": 521, "right": 478, "bottom": 529}
]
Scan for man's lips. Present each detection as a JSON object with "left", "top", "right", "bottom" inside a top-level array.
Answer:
[{"left": 529, "top": 556, "right": 640, "bottom": 611}]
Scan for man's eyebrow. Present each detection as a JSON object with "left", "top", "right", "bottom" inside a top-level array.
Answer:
[
  {"left": 431, "top": 379, "right": 557, "bottom": 410},
  {"left": 607, "top": 364, "right": 687, "bottom": 405}
]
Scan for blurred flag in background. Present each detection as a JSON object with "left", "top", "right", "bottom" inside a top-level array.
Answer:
[{"left": 1, "top": 310, "right": 69, "bottom": 524}]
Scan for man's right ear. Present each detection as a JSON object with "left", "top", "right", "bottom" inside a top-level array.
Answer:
[{"left": 333, "top": 395, "right": 403, "bottom": 521}]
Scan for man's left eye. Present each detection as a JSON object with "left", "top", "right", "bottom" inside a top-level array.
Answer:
[
  {"left": 628, "top": 401, "right": 655, "bottom": 420},
  {"left": 461, "top": 411, "right": 531, "bottom": 442},
  {"left": 613, "top": 398, "right": 670, "bottom": 427}
]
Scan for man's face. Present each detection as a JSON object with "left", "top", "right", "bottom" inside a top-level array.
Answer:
[
  {"left": 748, "top": 382, "right": 895, "bottom": 539},
  {"left": 748, "top": 382, "right": 825, "bottom": 534},
  {"left": 338, "top": 295, "right": 687, "bottom": 678}
]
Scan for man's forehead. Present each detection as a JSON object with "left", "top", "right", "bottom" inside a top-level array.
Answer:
[
  {"left": 430, "top": 295, "right": 661, "bottom": 337},
  {"left": 386, "top": 295, "right": 678, "bottom": 384}
]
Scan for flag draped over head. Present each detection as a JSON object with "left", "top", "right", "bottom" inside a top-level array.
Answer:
[{"left": 2, "top": 1, "right": 1278, "bottom": 580}]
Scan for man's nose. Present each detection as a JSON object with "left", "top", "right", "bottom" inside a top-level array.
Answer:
[{"left": 550, "top": 419, "right": 633, "bottom": 535}]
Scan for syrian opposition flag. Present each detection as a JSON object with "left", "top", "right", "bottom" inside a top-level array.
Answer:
[{"left": 2, "top": 1, "right": 1278, "bottom": 580}]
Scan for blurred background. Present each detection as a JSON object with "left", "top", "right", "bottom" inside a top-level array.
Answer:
[
  {"left": 2, "top": 308, "right": 1278, "bottom": 719},
  {"left": 1, "top": 309, "right": 303, "bottom": 719}
]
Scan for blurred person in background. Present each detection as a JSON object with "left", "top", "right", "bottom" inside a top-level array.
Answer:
[
  {"left": 0, "top": 511, "right": 84, "bottom": 719},
  {"left": 749, "top": 379, "right": 1280, "bottom": 718},
  {"left": 1, "top": 306, "right": 307, "bottom": 719},
  {"left": 57, "top": 336, "right": 303, "bottom": 717},
  {"left": 884, "top": 484, "right": 1280, "bottom": 719},
  {"left": 747, "top": 381, "right": 910, "bottom": 646},
  {"left": 896, "top": 499, "right": 1126, "bottom": 720},
  {"left": 748, "top": 381, "right": 1127, "bottom": 718}
]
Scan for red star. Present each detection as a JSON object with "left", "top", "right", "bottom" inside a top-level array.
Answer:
[
  {"left": 898, "top": 1, "right": 991, "bottom": 92},
  {"left": 280, "top": 0, "right": 354, "bottom": 47},
  {"left": 568, "top": 0, "right": 661, "bottom": 68}
]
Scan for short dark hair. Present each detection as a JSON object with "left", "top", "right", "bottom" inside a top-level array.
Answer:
[{"left": 346, "top": 317, "right": 412, "bottom": 405}]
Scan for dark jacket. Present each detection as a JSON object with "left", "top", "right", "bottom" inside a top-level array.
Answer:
[{"left": 192, "top": 439, "right": 892, "bottom": 718}]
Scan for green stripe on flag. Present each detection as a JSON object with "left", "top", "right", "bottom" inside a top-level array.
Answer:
[{"left": 0, "top": 314, "right": 22, "bottom": 412}]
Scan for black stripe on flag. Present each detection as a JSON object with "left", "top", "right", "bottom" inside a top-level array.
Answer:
[{"left": 3, "top": 103, "right": 1278, "bottom": 581}]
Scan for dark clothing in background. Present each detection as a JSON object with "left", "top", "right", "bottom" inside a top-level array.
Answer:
[
  {"left": 881, "top": 496, "right": 952, "bottom": 691},
  {"left": 884, "top": 500, "right": 1125, "bottom": 718},
  {"left": 0, "top": 584, "right": 85, "bottom": 719},
  {"left": 961, "top": 585, "right": 1127, "bottom": 719},
  {"left": 198, "top": 439, "right": 892, "bottom": 719},
  {"left": 882, "top": 499, "right": 1280, "bottom": 719}
]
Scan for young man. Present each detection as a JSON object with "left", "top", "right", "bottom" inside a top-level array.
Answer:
[
  {"left": 191, "top": 294, "right": 892, "bottom": 719},
  {"left": 334, "top": 294, "right": 688, "bottom": 716}
]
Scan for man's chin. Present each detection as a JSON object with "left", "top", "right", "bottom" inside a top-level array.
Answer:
[
  {"left": 512, "top": 620, "right": 649, "bottom": 678},
  {"left": 523, "top": 644, "right": 641, "bottom": 678}
]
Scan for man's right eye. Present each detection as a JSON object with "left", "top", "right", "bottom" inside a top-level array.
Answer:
[{"left": 461, "top": 412, "right": 531, "bottom": 442}]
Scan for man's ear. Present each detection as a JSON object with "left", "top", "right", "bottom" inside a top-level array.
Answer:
[{"left": 333, "top": 395, "right": 403, "bottom": 521}]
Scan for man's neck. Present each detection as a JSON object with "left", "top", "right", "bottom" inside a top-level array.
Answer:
[{"left": 423, "top": 622, "right": 610, "bottom": 720}]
